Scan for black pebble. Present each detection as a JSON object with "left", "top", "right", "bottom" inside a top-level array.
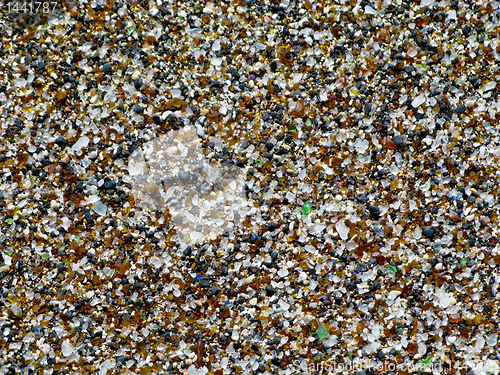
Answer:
[
  {"left": 117, "top": 356, "right": 129, "bottom": 364},
  {"left": 265, "top": 285, "right": 276, "bottom": 296},
  {"left": 422, "top": 227, "right": 434, "bottom": 238},
  {"left": 199, "top": 277, "right": 211, "bottom": 288},
  {"left": 134, "top": 79, "right": 143, "bottom": 90},
  {"left": 456, "top": 105, "right": 466, "bottom": 115},
  {"left": 55, "top": 137, "right": 67, "bottom": 147},
  {"left": 377, "top": 350, "right": 385, "bottom": 360},
  {"left": 265, "top": 141, "right": 274, "bottom": 150},
  {"left": 35, "top": 61, "right": 45, "bottom": 71},
  {"left": 368, "top": 205, "right": 380, "bottom": 217},
  {"left": 134, "top": 105, "right": 144, "bottom": 113},
  {"left": 393, "top": 135, "right": 404, "bottom": 147},
  {"left": 104, "top": 180, "right": 116, "bottom": 190},
  {"left": 267, "top": 223, "right": 277, "bottom": 232},
  {"left": 102, "top": 63, "right": 113, "bottom": 74}
]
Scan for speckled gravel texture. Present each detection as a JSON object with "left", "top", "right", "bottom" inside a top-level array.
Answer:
[{"left": 1, "top": 0, "right": 500, "bottom": 374}]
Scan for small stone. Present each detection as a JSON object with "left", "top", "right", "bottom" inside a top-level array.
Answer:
[
  {"left": 209, "top": 286, "right": 220, "bottom": 295},
  {"left": 265, "top": 141, "right": 274, "bottom": 150},
  {"left": 55, "top": 137, "right": 67, "bottom": 147},
  {"left": 117, "top": 356, "right": 129, "bottom": 363},
  {"left": 134, "top": 79, "right": 143, "bottom": 90},
  {"left": 35, "top": 61, "right": 45, "bottom": 71},
  {"left": 422, "top": 227, "right": 434, "bottom": 238},
  {"left": 101, "top": 63, "right": 113, "bottom": 74},
  {"left": 179, "top": 172, "right": 190, "bottom": 182},
  {"left": 368, "top": 205, "right": 380, "bottom": 217},
  {"left": 377, "top": 350, "right": 385, "bottom": 360},
  {"left": 456, "top": 105, "right": 466, "bottom": 114},
  {"left": 393, "top": 135, "right": 404, "bottom": 147},
  {"left": 104, "top": 180, "right": 116, "bottom": 190},
  {"left": 265, "top": 285, "right": 276, "bottom": 296},
  {"left": 134, "top": 105, "right": 144, "bottom": 113},
  {"left": 199, "top": 277, "right": 211, "bottom": 288}
]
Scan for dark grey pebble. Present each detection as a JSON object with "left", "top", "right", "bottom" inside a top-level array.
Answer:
[
  {"left": 199, "top": 277, "right": 211, "bottom": 288},
  {"left": 101, "top": 63, "right": 113, "bottom": 74},
  {"left": 422, "top": 227, "right": 434, "bottom": 238},
  {"left": 55, "top": 137, "right": 67, "bottom": 147},
  {"left": 265, "top": 285, "right": 276, "bottom": 296}
]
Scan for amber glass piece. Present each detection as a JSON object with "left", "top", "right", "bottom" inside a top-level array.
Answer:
[
  {"left": 68, "top": 193, "right": 84, "bottom": 207},
  {"left": 196, "top": 337, "right": 204, "bottom": 367},
  {"left": 134, "top": 309, "right": 142, "bottom": 323},
  {"left": 171, "top": 98, "right": 184, "bottom": 108},
  {"left": 56, "top": 90, "right": 67, "bottom": 99},
  {"left": 220, "top": 306, "right": 230, "bottom": 318},
  {"left": 207, "top": 111, "right": 220, "bottom": 122},
  {"left": 118, "top": 260, "right": 131, "bottom": 276},
  {"left": 407, "top": 342, "right": 419, "bottom": 355},
  {"left": 472, "top": 314, "right": 482, "bottom": 324},
  {"left": 294, "top": 100, "right": 305, "bottom": 118},
  {"left": 384, "top": 137, "right": 398, "bottom": 150}
]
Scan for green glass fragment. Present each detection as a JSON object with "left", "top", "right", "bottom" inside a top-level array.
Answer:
[
  {"left": 316, "top": 325, "right": 328, "bottom": 339},
  {"left": 302, "top": 201, "right": 312, "bottom": 215},
  {"left": 387, "top": 265, "right": 398, "bottom": 273},
  {"left": 422, "top": 356, "right": 432, "bottom": 364}
]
